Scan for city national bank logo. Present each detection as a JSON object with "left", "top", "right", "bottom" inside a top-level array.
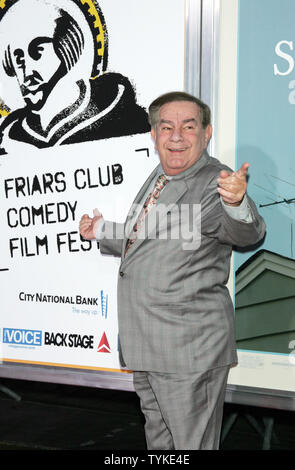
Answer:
[
  {"left": 19, "top": 291, "right": 100, "bottom": 306},
  {"left": 19, "top": 291, "right": 109, "bottom": 317},
  {"left": 2, "top": 328, "right": 42, "bottom": 347},
  {"left": 97, "top": 332, "right": 111, "bottom": 353},
  {"left": 100, "top": 290, "right": 108, "bottom": 318}
]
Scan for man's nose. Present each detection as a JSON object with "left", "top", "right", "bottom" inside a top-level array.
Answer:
[
  {"left": 22, "top": 58, "right": 37, "bottom": 81},
  {"left": 24, "top": 72, "right": 40, "bottom": 85},
  {"left": 169, "top": 127, "right": 184, "bottom": 141}
]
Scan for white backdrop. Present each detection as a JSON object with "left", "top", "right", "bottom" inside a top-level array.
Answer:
[{"left": 0, "top": 0, "right": 185, "bottom": 374}]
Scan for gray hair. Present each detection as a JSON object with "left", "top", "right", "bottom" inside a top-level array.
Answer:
[{"left": 148, "top": 91, "right": 211, "bottom": 129}]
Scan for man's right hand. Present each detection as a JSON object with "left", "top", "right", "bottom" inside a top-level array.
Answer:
[{"left": 79, "top": 208, "right": 103, "bottom": 240}]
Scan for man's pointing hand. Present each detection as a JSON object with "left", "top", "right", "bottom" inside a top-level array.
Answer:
[{"left": 217, "top": 162, "right": 249, "bottom": 206}]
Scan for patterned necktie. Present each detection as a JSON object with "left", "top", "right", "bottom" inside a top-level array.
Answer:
[{"left": 124, "top": 174, "right": 168, "bottom": 256}]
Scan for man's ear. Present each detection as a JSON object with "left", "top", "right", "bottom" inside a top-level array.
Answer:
[
  {"left": 151, "top": 127, "right": 156, "bottom": 141},
  {"left": 204, "top": 124, "right": 212, "bottom": 148},
  {"left": 151, "top": 127, "right": 158, "bottom": 150}
]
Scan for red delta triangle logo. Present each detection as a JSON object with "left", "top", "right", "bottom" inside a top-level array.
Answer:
[{"left": 97, "top": 332, "right": 111, "bottom": 353}]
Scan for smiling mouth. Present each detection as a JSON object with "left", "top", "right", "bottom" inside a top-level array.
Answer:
[{"left": 168, "top": 148, "right": 187, "bottom": 154}]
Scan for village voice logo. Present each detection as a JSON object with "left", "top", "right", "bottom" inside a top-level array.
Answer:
[{"left": 3, "top": 328, "right": 42, "bottom": 347}]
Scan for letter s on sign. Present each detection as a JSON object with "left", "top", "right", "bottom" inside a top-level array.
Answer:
[{"left": 274, "top": 40, "right": 294, "bottom": 76}]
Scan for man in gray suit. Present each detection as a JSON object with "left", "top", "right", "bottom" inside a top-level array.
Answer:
[{"left": 79, "top": 91, "right": 265, "bottom": 450}]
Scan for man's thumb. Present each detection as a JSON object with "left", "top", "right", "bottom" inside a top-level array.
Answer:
[{"left": 93, "top": 208, "right": 102, "bottom": 218}]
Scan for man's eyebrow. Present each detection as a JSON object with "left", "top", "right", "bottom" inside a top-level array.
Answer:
[
  {"left": 159, "top": 119, "right": 173, "bottom": 125},
  {"left": 159, "top": 118, "right": 197, "bottom": 125},
  {"left": 28, "top": 37, "right": 52, "bottom": 57},
  {"left": 14, "top": 48, "right": 24, "bottom": 57},
  {"left": 182, "top": 118, "right": 197, "bottom": 124}
]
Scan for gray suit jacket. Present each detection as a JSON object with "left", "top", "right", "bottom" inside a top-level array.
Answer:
[{"left": 99, "top": 151, "right": 266, "bottom": 373}]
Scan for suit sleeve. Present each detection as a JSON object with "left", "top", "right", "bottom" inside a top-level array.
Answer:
[
  {"left": 99, "top": 220, "right": 124, "bottom": 258},
  {"left": 200, "top": 175, "right": 266, "bottom": 247}
]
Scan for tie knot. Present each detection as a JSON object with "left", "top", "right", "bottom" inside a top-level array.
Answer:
[{"left": 155, "top": 174, "right": 168, "bottom": 190}]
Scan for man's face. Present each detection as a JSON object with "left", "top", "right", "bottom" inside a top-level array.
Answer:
[
  {"left": 12, "top": 36, "right": 62, "bottom": 110},
  {"left": 151, "top": 101, "right": 212, "bottom": 176}
]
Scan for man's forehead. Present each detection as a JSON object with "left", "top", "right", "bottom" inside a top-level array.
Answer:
[
  {"left": 11, "top": 25, "right": 56, "bottom": 49},
  {"left": 6, "top": 6, "right": 58, "bottom": 48},
  {"left": 159, "top": 101, "right": 201, "bottom": 120}
]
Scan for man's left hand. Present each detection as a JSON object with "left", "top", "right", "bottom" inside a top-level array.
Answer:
[{"left": 217, "top": 162, "right": 249, "bottom": 206}]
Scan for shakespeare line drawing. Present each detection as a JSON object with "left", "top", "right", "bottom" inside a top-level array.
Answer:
[{"left": 0, "top": 0, "right": 150, "bottom": 152}]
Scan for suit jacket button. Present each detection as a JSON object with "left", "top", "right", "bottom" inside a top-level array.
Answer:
[{"left": 119, "top": 271, "right": 124, "bottom": 277}]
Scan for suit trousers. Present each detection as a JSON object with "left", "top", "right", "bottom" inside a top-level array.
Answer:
[{"left": 133, "top": 366, "right": 230, "bottom": 450}]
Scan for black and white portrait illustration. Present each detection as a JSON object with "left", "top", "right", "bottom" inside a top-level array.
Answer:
[{"left": 0, "top": 0, "right": 150, "bottom": 152}]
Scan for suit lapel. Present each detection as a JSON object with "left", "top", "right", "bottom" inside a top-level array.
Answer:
[
  {"left": 122, "top": 178, "right": 188, "bottom": 261},
  {"left": 121, "top": 151, "right": 210, "bottom": 262},
  {"left": 121, "top": 165, "right": 160, "bottom": 258}
]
